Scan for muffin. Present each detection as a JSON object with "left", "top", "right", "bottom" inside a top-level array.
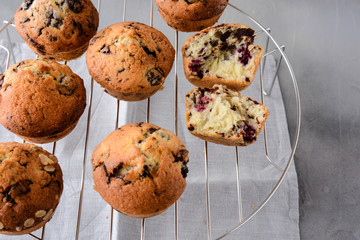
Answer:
[
  {"left": 155, "top": 0, "right": 228, "bottom": 32},
  {"left": 182, "top": 24, "right": 263, "bottom": 91},
  {"left": 0, "top": 142, "right": 63, "bottom": 235},
  {"left": 86, "top": 22, "right": 175, "bottom": 101},
  {"left": 91, "top": 122, "right": 189, "bottom": 218},
  {"left": 0, "top": 59, "right": 86, "bottom": 143},
  {"left": 14, "top": 0, "right": 99, "bottom": 61},
  {"left": 185, "top": 85, "right": 269, "bottom": 146}
]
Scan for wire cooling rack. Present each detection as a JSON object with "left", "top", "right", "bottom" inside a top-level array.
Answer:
[{"left": 0, "top": 0, "right": 300, "bottom": 239}]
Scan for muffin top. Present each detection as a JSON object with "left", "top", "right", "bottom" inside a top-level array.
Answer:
[
  {"left": 155, "top": 0, "right": 228, "bottom": 21},
  {"left": 14, "top": 0, "right": 99, "bottom": 59},
  {"left": 0, "top": 142, "right": 63, "bottom": 234},
  {"left": 91, "top": 122, "right": 189, "bottom": 218},
  {"left": 86, "top": 22, "right": 175, "bottom": 101},
  {"left": 0, "top": 59, "right": 86, "bottom": 141}
]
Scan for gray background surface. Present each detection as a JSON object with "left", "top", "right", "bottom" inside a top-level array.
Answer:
[{"left": 1, "top": 0, "right": 359, "bottom": 239}]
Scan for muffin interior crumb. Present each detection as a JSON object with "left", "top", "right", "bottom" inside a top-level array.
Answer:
[
  {"left": 186, "top": 85, "right": 268, "bottom": 142},
  {"left": 184, "top": 25, "right": 262, "bottom": 80}
]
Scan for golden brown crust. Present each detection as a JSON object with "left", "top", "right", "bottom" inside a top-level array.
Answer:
[
  {"left": 0, "top": 59, "right": 86, "bottom": 143},
  {"left": 157, "top": 8, "right": 223, "bottom": 32},
  {"left": 86, "top": 22, "right": 175, "bottom": 102},
  {"left": 14, "top": 0, "right": 99, "bottom": 61},
  {"left": 182, "top": 23, "right": 263, "bottom": 91},
  {"left": 91, "top": 122, "right": 189, "bottom": 218},
  {"left": 0, "top": 142, "right": 63, "bottom": 235},
  {"left": 155, "top": 0, "right": 228, "bottom": 32}
]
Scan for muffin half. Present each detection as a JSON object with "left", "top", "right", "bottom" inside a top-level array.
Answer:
[
  {"left": 185, "top": 85, "right": 269, "bottom": 146},
  {"left": 183, "top": 24, "right": 263, "bottom": 91}
]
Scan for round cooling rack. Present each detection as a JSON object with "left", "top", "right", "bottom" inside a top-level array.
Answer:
[{"left": 0, "top": 0, "right": 300, "bottom": 239}]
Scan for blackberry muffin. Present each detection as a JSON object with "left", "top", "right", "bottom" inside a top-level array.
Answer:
[
  {"left": 155, "top": 0, "right": 228, "bottom": 32},
  {"left": 0, "top": 59, "right": 86, "bottom": 143},
  {"left": 183, "top": 24, "right": 263, "bottom": 91},
  {"left": 185, "top": 85, "right": 269, "bottom": 146},
  {"left": 86, "top": 22, "right": 175, "bottom": 101},
  {"left": 0, "top": 142, "right": 63, "bottom": 235},
  {"left": 14, "top": 0, "right": 99, "bottom": 61},
  {"left": 91, "top": 122, "right": 189, "bottom": 218}
]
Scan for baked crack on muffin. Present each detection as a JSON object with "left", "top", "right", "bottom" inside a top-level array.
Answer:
[
  {"left": 14, "top": 0, "right": 99, "bottom": 61},
  {"left": 185, "top": 85, "right": 269, "bottom": 146},
  {"left": 183, "top": 24, "right": 263, "bottom": 91},
  {"left": 0, "top": 59, "right": 86, "bottom": 143},
  {"left": 155, "top": 0, "right": 228, "bottom": 32},
  {"left": 0, "top": 142, "right": 63, "bottom": 235},
  {"left": 86, "top": 22, "right": 175, "bottom": 101},
  {"left": 91, "top": 122, "right": 189, "bottom": 218}
]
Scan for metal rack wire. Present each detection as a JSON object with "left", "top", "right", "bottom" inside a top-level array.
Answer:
[{"left": 0, "top": 0, "right": 300, "bottom": 239}]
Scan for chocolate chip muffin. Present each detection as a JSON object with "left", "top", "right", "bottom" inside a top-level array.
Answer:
[
  {"left": 183, "top": 24, "right": 263, "bottom": 91},
  {"left": 0, "top": 142, "right": 63, "bottom": 235},
  {"left": 91, "top": 122, "right": 189, "bottom": 218},
  {"left": 0, "top": 59, "right": 86, "bottom": 143},
  {"left": 86, "top": 22, "right": 175, "bottom": 101},
  {"left": 155, "top": 0, "right": 228, "bottom": 32},
  {"left": 185, "top": 85, "right": 269, "bottom": 146},
  {"left": 14, "top": 0, "right": 99, "bottom": 61}
]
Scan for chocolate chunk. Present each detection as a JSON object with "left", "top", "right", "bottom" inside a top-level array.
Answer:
[
  {"left": 137, "top": 122, "right": 144, "bottom": 127},
  {"left": 197, "top": 71, "right": 204, "bottom": 79},
  {"left": 210, "top": 40, "right": 218, "bottom": 47},
  {"left": 148, "top": 127, "right": 159, "bottom": 134},
  {"left": 22, "top": 18, "right": 30, "bottom": 23},
  {"left": 0, "top": 74, "right": 4, "bottom": 89},
  {"left": 124, "top": 23, "right": 139, "bottom": 30},
  {"left": 38, "top": 27, "right": 44, "bottom": 36},
  {"left": 235, "top": 28, "right": 255, "bottom": 40},
  {"left": 173, "top": 149, "right": 189, "bottom": 163},
  {"left": 181, "top": 164, "right": 189, "bottom": 178},
  {"left": 45, "top": 11, "right": 63, "bottom": 29},
  {"left": 50, "top": 36, "right": 58, "bottom": 42},
  {"left": 99, "top": 44, "right": 111, "bottom": 54},
  {"left": 141, "top": 165, "right": 153, "bottom": 179},
  {"left": 188, "top": 124, "right": 194, "bottom": 131},
  {"left": 12, "top": 61, "right": 25, "bottom": 73},
  {"left": 11, "top": 180, "right": 32, "bottom": 196},
  {"left": 142, "top": 45, "right": 156, "bottom": 58},
  {"left": 103, "top": 164, "right": 109, "bottom": 177},
  {"left": 220, "top": 31, "right": 231, "bottom": 42},
  {"left": 66, "top": 0, "right": 84, "bottom": 13},
  {"left": 21, "top": 0, "right": 34, "bottom": 10},
  {"left": 146, "top": 67, "right": 164, "bottom": 86},
  {"left": 245, "top": 77, "right": 250, "bottom": 82},
  {"left": 118, "top": 68, "right": 125, "bottom": 73}
]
